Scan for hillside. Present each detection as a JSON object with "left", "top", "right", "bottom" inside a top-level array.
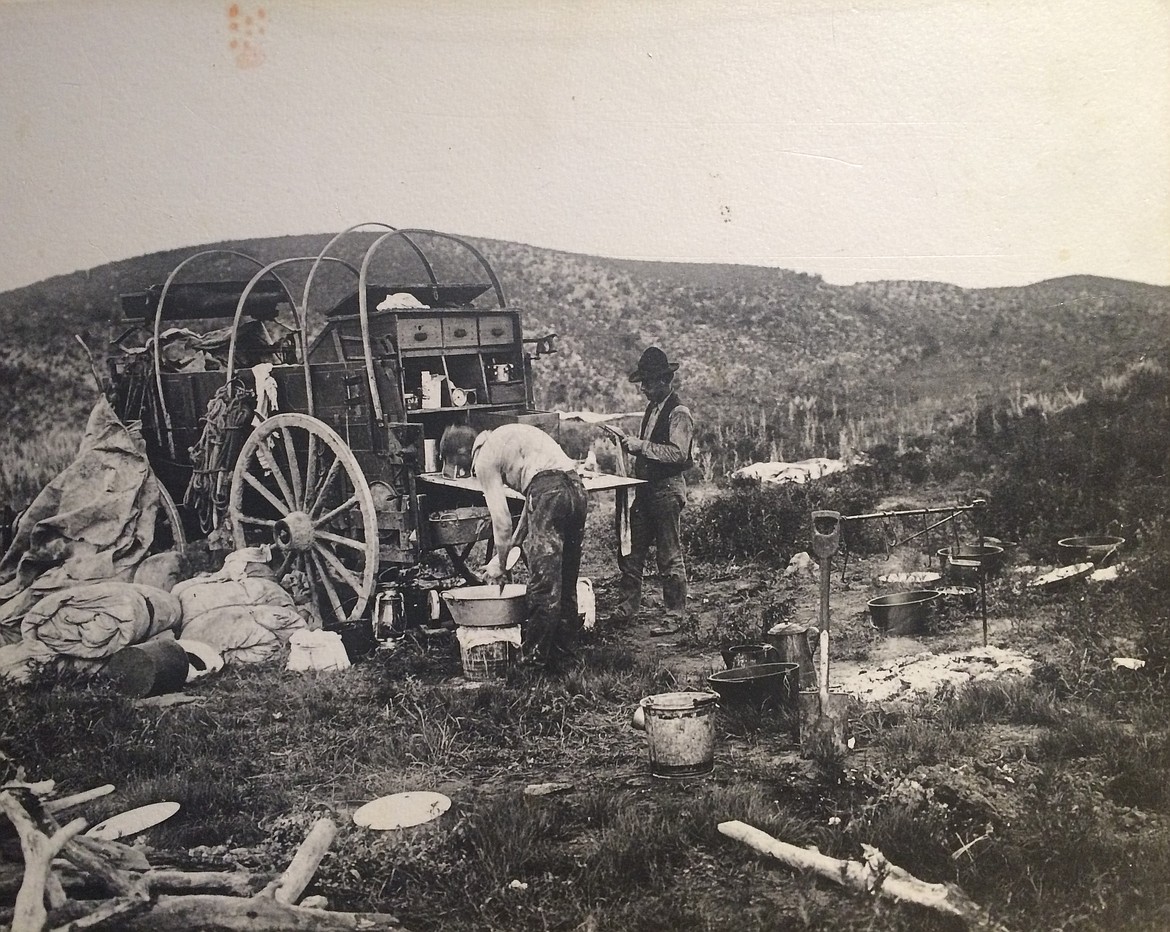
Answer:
[{"left": 1, "top": 232, "right": 1168, "bottom": 499}]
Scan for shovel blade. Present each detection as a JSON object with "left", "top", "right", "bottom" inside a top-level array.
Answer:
[{"left": 797, "top": 690, "right": 850, "bottom": 760}]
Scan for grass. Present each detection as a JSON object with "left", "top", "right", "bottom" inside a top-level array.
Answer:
[
  {"left": 3, "top": 322, "right": 1170, "bottom": 929},
  {"left": 7, "top": 583, "right": 1170, "bottom": 932}
]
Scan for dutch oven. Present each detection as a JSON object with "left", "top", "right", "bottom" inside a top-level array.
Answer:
[
  {"left": 1057, "top": 535, "right": 1124, "bottom": 566},
  {"left": 937, "top": 544, "right": 1005, "bottom": 580},
  {"left": 707, "top": 662, "right": 799, "bottom": 710},
  {"left": 867, "top": 589, "right": 941, "bottom": 635}
]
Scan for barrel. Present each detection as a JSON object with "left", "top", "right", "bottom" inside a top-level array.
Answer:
[{"left": 102, "top": 638, "right": 190, "bottom": 698}]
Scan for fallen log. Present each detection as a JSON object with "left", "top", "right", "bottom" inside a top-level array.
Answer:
[
  {"left": 272, "top": 818, "right": 336, "bottom": 904},
  {"left": 66, "top": 836, "right": 151, "bottom": 872},
  {"left": 718, "top": 820, "right": 1010, "bottom": 932},
  {"left": 142, "top": 869, "right": 267, "bottom": 897},
  {"left": 4, "top": 788, "right": 410, "bottom": 932},
  {"left": 42, "top": 787, "right": 115, "bottom": 817},
  {"left": 115, "top": 893, "right": 407, "bottom": 930},
  {"left": 0, "top": 791, "right": 87, "bottom": 932}
]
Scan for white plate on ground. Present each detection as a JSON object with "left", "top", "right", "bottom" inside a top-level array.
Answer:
[
  {"left": 353, "top": 792, "right": 451, "bottom": 830},
  {"left": 1028, "top": 563, "right": 1093, "bottom": 589},
  {"left": 86, "top": 801, "right": 181, "bottom": 841},
  {"left": 876, "top": 571, "right": 943, "bottom": 587}
]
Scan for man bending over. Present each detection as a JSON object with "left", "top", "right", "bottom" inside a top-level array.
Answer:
[{"left": 439, "top": 423, "right": 588, "bottom": 671}]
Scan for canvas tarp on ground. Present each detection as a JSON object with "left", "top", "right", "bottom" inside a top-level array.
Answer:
[{"left": 0, "top": 396, "right": 160, "bottom": 643}]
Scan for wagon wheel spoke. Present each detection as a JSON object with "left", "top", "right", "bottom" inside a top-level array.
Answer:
[
  {"left": 314, "top": 528, "right": 367, "bottom": 553},
  {"left": 255, "top": 441, "right": 297, "bottom": 512},
  {"left": 312, "top": 541, "right": 364, "bottom": 594},
  {"left": 152, "top": 479, "right": 187, "bottom": 552},
  {"left": 230, "top": 413, "right": 378, "bottom": 623},
  {"left": 280, "top": 424, "right": 305, "bottom": 508},
  {"left": 314, "top": 494, "right": 360, "bottom": 528},
  {"left": 307, "top": 458, "right": 343, "bottom": 520},
  {"left": 309, "top": 548, "right": 346, "bottom": 619},
  {"left": 241, "top": 469, "right": 292, "bottom": 517},
  {"left": 235, "top": 515, "right": 277, "bottom": 529},
  {"left": 304, "top": 432, "right": 318, "bottom": 507}
]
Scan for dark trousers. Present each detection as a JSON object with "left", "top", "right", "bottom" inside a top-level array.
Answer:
[
  {"left": 523, "top": 471, "right": 588, "bottom": 665},
  {"left": 617, "top": 478, "right": 687, "bottom": 617}
]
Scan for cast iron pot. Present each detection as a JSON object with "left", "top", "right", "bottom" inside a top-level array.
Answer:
[
  {"left": 867, "top": 589, "right": 941, "bottom": 635},
  {"left": 707, "top": 662, "right": 799, "bottom": 710},
  {"left": 1057, "top": 535, "right": 1124, "bottom": 566},
  {"left": 937, "top": 544, "right": 1005, "bottom": 581}
]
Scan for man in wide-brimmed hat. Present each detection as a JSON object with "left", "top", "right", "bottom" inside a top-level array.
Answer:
[{"left": 609, "top": 347, "right": 695, "bottom": 627}]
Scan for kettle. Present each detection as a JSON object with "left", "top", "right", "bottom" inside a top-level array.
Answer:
[{"left": 721, "top": 643, "right": 778, "bottom": 669}]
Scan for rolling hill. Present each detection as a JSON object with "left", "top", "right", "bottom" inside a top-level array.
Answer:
[{"left": 1, "top": 230, "right": 1167, "bottom": 501}]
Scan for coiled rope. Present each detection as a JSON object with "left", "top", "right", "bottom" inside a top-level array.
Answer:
[{"left": 185, "top": 379, "right": 257, "bottom": 534}]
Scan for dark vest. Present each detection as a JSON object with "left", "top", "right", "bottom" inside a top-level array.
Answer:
[{"left": 636, "top": 392, "right": 694, "bottom": 481}]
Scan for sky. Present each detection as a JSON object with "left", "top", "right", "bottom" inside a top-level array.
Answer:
[{"left": 1, "top": 0, "right": 1168, "bottom": 293}]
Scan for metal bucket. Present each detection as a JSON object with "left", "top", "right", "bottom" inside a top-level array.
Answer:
[
  {"left": 457, "top": 624, "right": 519, "bottom": 682},
  {"left": 867, "top": 589, "right": 941, "bottom": 635},
  {"left": 441, "top": 584, "right": 527, "bottom": 627},
  {"left": 638, "top": 691, "right": 718, "bottom": 778},
  {"left": 938, "top": 544, "right": 1004, "bottom": 581},
  {"left": 1057, "top": 535, "right": 1124, "bottom": 566},
  {"left": 721, "top": 643, "right": 777, "bottom": 669},
  {"left": 707, "top": 662, "right": 799, "bottom": 710},
  {"left": 936, "top": 585, "right": 978, "bottom": 612}
]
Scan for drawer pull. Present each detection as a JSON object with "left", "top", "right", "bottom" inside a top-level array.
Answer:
[
  {"left": 489, "top": 326, "right": 505, "bottom": 337},
  {"left": 453, "top": 327, "right": 468, "bottom": 338},
  {"left": 413, "top": 332, "right": 429, "bottom": 342}
]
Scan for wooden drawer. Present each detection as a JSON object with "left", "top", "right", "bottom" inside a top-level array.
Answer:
[
  {"left": 487, "top": 381, "right": 527, "bottom": 404},
  {"left": 478, "top": 314, "right": 515, "bottom": 346},
  {"left": 397, "top": 317, "right": 443, "bottom": 349},
  {"left": 442, "top": 316, "right": 479, "bottom": 347}
]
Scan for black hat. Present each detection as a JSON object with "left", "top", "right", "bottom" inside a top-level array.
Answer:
[{"left": 628, "top": 347, "right": 679, "bottom": 383}]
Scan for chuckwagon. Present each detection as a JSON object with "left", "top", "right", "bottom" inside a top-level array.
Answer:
[{"left": 106, "top": 222, "right": 640, "bottom": 631}]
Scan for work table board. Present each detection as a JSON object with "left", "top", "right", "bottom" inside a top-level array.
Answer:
[{"left": 418, "top": 471, "right": 643, "bottom": 502}]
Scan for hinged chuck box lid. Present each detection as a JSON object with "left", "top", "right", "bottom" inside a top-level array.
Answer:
[
  {"left": 118, "top": 280, "right": 287, "bottom": 322},
  {"left": 325, "top": 284, "right": 493, "bottom": 317}
]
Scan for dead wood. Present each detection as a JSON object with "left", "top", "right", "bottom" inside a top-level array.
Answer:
[
  {"left": 718, "top": 820, "right": 1011, "bottom": 932},
  {"left": 140, "top": 869, "right": 266, "bottom": 897},
  {"left": 58, "top": 840, "right": 139, "bottom": 898},
  {"left": 66, "top": 836, "right": 151, "bottom": 872},
  {"left": 271, "top": 817, "right": 336, "bottom": 904},
  {"left": 113, "top": 893, "right": 407, "bottom": 931},
  {"left": 47, "top": 892, "right": 151, "bottom": 931},
  {"left": 3, "top": 791, "right": 407, "bottom": 932},
  {"left": 42, "top": 788, "right": 115, "bottom": 817},
  {"left": 0, "top": 791, "right": 87, "bottom": 932}
]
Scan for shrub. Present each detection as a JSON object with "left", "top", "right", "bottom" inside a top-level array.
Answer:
[{"left": 683, "top": 474, "right": 880, "bottom": 566}]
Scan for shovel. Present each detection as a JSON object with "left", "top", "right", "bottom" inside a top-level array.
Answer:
[{"left": 799, "top": 511, "right": 850, "bottom": 759}]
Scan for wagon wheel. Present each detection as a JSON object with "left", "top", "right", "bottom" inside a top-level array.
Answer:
[
  {"left": 153, "top": 479, "right": 187, "bottom": 552},
  {"left": 229, "top": 413, "right": 378, "bottom": 624}
]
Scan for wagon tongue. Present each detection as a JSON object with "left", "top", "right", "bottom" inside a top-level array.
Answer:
[{"left": 274, "top": 512, "right": 316, "bottom": 551}]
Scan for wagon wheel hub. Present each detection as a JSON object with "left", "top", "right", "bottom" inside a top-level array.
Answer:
[
  {"left": 228, "top": 412, "right": 379, "bottom": 624},
  {"left": 274, "top": 511, "right": 316, "bottom": 551}
]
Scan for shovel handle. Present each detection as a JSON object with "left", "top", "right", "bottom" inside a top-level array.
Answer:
[{"left": 818, "top": 628, "right": 830, "bottom": 703}]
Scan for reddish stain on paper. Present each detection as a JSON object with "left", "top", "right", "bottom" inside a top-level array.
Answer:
[{"left": 227, "top": 4, "right": 267, "bottom": 69}]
